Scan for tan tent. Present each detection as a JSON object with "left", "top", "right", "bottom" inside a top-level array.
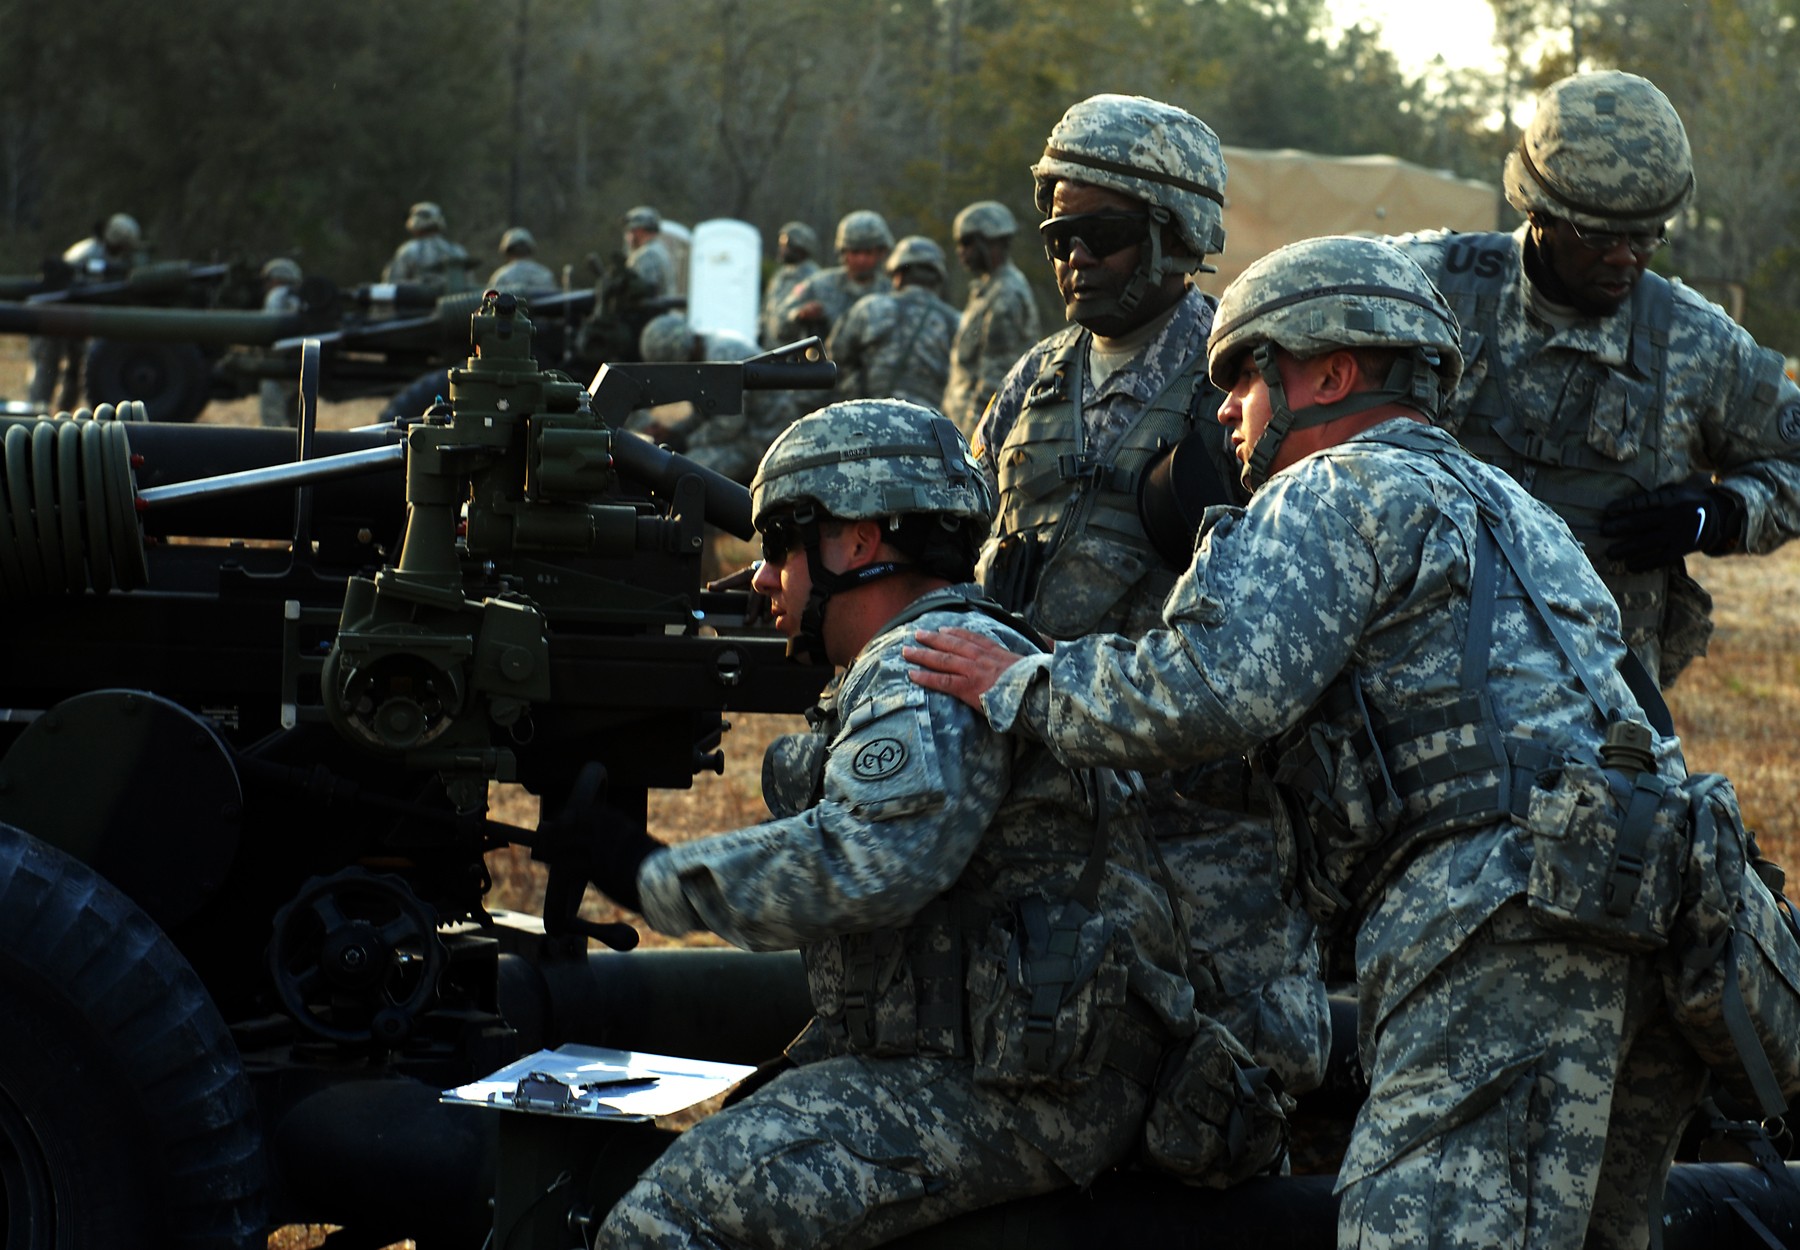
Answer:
[{"left": 1198, "top": 147, "right": 1502, "bottom": 296}]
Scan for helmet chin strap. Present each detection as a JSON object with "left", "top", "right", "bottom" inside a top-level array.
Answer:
[
  {"left": 1079, "top": 211, "right": 1201, "bottom": 326},
  {"left": 1241, "top": 343, "right": 1441, "bottom": 492},
  {"left": 785, "top": 507, "right": 912, "bottom": 666}
]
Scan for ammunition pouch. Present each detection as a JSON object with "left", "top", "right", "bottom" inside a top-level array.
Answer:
[
  {"left": 1141, "top": 1014, "right": 1291, "bottom": 1186},
  {"left": 977, "top": 530, "right": 1045, "bottom": 616},
  {"left": 1663, "top": 774, "right": 1800, "bottom": 1117},
  {"left": 966, "top": 897, "right": 1143, "bottom": 1091},
  {"left": 1521, "top": 759, "right": 1688, "bottom": 951},
  {"left": 1262, "top": 677, "right": 1552, "bottom": 935}
]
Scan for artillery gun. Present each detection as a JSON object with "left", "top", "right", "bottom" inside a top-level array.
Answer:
[
  {"left": 0, "top": 294, "right": 1792, "bottom": 1249},
  {"left": 0, "top": 262, "right": 663, "bottom": 424}
]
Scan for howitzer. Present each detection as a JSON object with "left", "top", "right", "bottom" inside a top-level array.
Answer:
[
  {"left": 0, "top": 293, "right": 834, "bottom": 1247},
  {"left": 0, "top": 281, "right": 614, "bottom": 424},
  {"left": 0, "top": 296, "right": 1794, "bottom": 1249}
]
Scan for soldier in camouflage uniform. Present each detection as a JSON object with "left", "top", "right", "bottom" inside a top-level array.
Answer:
[
  {"left": 592, "top": 400, "right": 1214, "bottom": 1249},
  {"left": 634, "top": 311, "right": 802, "bottom": 485},
  {"left": 773, "top": 210, "right": 893, "bottom": 346},
  {"left": 485, "top": 227, "right": 558, "bottom": 297},
  {"left": 620, "top": 204, "right": 679, "bottom": 301},
  {"left": 827, "top": 236, "right": 961, "bottom": 409},
  {"left": 382, "top": 201, "right": 473, "bottom": 293},
  {"left": 758, "top": 220, "right": 820, "bottom": 348},
  {"left": 911, "top": 235, "right": 1709, "bottom": 1250},
  {"left": 974, "top": 94, "right": 1328, "bottom": 1100},
  {"left": 28, "top": 212, "right": 143, "bottom": 410},
  {"left": 1388, "top": 70, "right": 1800, "bottom": 687},
  {"left": 257, "top": 258, "right": 303, "bottom": 428},
  {"left": 942, "top": 200, "right": 1041, "bottom": 437}
]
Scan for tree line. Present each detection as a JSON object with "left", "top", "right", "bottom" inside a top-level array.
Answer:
[{"left": 2, "top": 0, "right": 1794, "bottom": 349}]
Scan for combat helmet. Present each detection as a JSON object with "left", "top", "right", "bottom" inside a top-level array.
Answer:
[
  {"left": 834, "top": 210, "right": 895, "bottom": 254},
  {"left": 499, "top": 227, "right": 536, "bottom": 255},
  {"left": 623, "top": 205, "right": 662, "bottom": 232},
  {"left": 1207, "top": 234, "right": 1464, "bottom": 491},
  {"left": 777, "top": 221, "right": 819, "bottom": 259},
  {"left": 406, "top": 202, "right": 445, "bottom": 233},
  {"left": 103, "top": 213, "right": 141, "bottom": 250},
  {"left": 261, "top": 257, "right": 302, "bottom": 285},
  {"left": 953, "top": 201, "right": 1018, "bottom": 241},
  {"left": 885, "top": 235, "right": 948, "bottom": 286},
  {"left": 638, "top": 311, "right": 696, "bottom": 362},
  {"left": 1504, "top": 70, "right": 1693, "bottom": 231},
  {"left": 1031, "top": 94, "right": 1227, "bottom": 281},
  {"left": 752, "top": 399, "right": 993, "bottom": 662}
]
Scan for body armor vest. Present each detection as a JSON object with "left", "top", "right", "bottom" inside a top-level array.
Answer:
[
  {"left": 1432, "top": 231, "right": 1678, "bottom": 653},
  {"left": 779, "top": 586, "right": 1170, "bottom": 1080},
  {"left": 980, "top": 328, "right": 1211, "bottom": 639}
]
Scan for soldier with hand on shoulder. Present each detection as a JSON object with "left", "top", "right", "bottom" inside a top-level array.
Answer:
[{"left": 909, "top": 234, "right": 1706, "bottom": 1250}]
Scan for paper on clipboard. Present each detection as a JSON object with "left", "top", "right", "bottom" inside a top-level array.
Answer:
[{"left": 442, "top": 1043, "right": 756, "bottom": 1122}]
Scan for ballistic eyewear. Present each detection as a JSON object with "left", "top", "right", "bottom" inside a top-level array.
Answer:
[
  {"left": 1038, "top": 212, "right": 1148, "bottom": 263},
  {"left": 759, "top": 515, "right": 803, "bottom": 567},
  {"left": 1562, "top": 218, "right": 1667, "bottom": 257}
]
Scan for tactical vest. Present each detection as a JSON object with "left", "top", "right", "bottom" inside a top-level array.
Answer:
[
  {"left": 779, "top": 586, "right": 1170, "bottom": 1085},
  {"left": 1261, "top": 424, "right": 1657, "bottom": 938},
  {"left": 1430, "top": 231, "right": 1680, "bottom": 663},
  {"left": 980, "top": 328, "right": 1213, "bottom": 639}
]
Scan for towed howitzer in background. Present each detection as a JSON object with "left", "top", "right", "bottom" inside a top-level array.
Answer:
[
  {"left": 0, "top": 294, "right": 1792, "bottom": 1249},
  {"left": 0, "top": 276, "right": 648, "bottom": 424}
]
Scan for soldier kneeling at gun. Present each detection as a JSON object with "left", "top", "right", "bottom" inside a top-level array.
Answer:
[{"left": 587, "top": 399, "right": 1284, "bottom": 1247}]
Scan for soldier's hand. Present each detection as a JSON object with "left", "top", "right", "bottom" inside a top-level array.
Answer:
[
  {"left": 793, "top": 300, "right": 826, "bottom": 323},
  {"left": 1600, "top": 482, "right": 1746, "bottom": 571},
  {"left": 904, "top": 627, "right": 1029, "bottom": 711}
]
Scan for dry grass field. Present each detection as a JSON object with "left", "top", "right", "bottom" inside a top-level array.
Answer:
[{"left": 4, "top": 339, "right": 1798, "bottom": 1248}]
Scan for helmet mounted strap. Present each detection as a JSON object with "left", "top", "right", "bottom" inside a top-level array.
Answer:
[{"left": 1242, "top": 343, "right": 1440, "bottom": 491}]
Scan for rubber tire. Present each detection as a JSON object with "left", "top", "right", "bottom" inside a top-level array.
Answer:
[
  {"left": 84, "top": 339, "right": 212, "bottom": 423},
  {"left": 0, "top": 822, "right": 267, "bottom": 1249}
]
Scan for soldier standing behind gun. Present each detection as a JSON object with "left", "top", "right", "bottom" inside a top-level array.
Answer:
[
  {"left": 757, "top": 220, "right": 820, "bottom": 348},
  {"left": 257, "top": 258, "right": 303, "bottom": 428},
  {"left": 1388, "top": 70, "right": 1800, "bottom": 688},
  {"left": 382, "top": 201, "right": 474, "bottom": 293},
  {"left": 591, "top": 400, "right": 1272, "bottom": 1248},
  {"left": 27, "top": 212, "right": 142, "bottom": 411},
  {"left": 910, "top": 234, "right": 1709, "bottom": 1250},
  {"left": 634, "top": 311, "right": 802, "bottom": 485},
  {"left": 827, "top": 235, "right": 961, "bottom": 409},
  {"left": 621, "top": 205, "right": 679, "bottom": 300},
  {"left": 486, "top": 227, "right": 558, "bottom": 298},
  {"left": 942, "top": 200, "right": 1042, "bottom": 437},
  {"left": 972, "top": 94, "right": 1328, "bottom": 1099},
  {"left": 773, "top": 210, "right": 893, "bottom": 346}
]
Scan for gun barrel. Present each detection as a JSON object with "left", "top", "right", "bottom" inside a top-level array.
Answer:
[
  {"left": 0, "top": 300, "right": 305, "bottom": 345},
  {"left": 609, "top": 429, "right": 755, "bottom": 539},
  {"left": 136, "top": 444, "right": 407, "bottom": 508}
]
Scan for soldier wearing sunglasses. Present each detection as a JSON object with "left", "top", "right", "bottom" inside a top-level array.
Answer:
[
  {"left": 970, "top": 94, "right": 1331, "bottom": 1108},
  {"left": 1389, "top": 70, "right": 1800, "bottom": 687}
]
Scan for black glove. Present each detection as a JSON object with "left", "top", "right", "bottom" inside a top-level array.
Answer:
[
  {"left": 589, "top": 809, "right": 666, "bottom": 914},
  {"left": 1599, "top": 483, "right": 1746, "bottom": 572}
]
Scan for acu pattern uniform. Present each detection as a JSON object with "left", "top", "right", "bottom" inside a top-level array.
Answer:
[
  {"left": 975, "top": 95, "right": 1328, "bottom": 1098},
  {"left": 943, "top": 201, "right": 1042, "bottom": 437},
  {"left": 1390, "top": 71, "right": 1800, "bottom": 686},
  {"left": 975, "top": 237, "right": 1706, "bottom": 1250},
  {"left": 602, "top": 402, "right": 1200, "bottom": 1249},
  {"left": 828, "top": 237, "right": 961, "bottom": 409}
]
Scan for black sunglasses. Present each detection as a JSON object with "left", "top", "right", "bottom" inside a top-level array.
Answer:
[
  {"left": 759, "top": 515, "right": 804, "bottom": 567},
  {"left": 1038, "top": 212, "right": 1148, "bottom": 262}
]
